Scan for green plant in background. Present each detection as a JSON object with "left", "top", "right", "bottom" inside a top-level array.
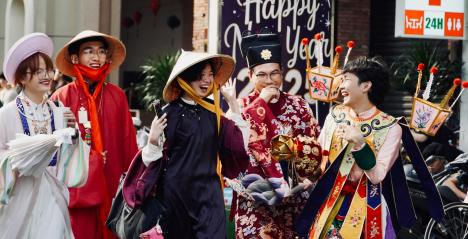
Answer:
[
  {"left": 390, "top": 41, "right": 462, "bottom": 101},
  {"left": 135, "top": 50, "right": 181, "bottom": 109}
]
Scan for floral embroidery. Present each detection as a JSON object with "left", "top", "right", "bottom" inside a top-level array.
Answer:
[
  {"left": 369, "top": 217, "right": 380, "bottom": 238},
  {"left": 349, "top": 209, "right": 362, "bottom": 227},
  {"left": 236, "top": 91, "right": 320, "bottom": 238},
  {"left": 302, "top": 145, "right": 312, "bottom": 155}
]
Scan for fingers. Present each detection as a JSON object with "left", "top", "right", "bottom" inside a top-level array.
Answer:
[{"left": 153, "top": 113, "right": 167, "bottom": 124}]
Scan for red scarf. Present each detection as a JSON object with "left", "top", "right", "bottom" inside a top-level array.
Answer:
[
  {"left": 73, "top": 63, "right": 109, "bottom": 154},
  {"left": 73, "top": 63, "right": 114, "bottom": 239}
]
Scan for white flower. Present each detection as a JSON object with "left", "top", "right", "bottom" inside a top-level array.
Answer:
[{"left": 303, "top": 145, "right": 312, "bottom": 155}]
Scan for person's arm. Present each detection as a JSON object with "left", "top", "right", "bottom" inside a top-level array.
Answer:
[
  {"left": 345, "top": 124, "right": 402, "bottom": 185},
  {"left": 319, "top": 114, "right": 333, "bottom": 172},
  {"left": 141, "top": 113, "right": 167, "bottom": 166},
  {"left": 241, "top": 96, "right": 289, "bottom": 199},
  {"left": 218, "top": 117, "right": 249, "bottom": 179},
  {"left": 443, "top": 174, "right": 467, "bottom": 200},
  {"left": 120, "top": 94, "right": 139, "bottom": 170}
]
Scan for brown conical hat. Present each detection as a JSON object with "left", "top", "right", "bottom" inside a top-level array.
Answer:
[{"left": 55, "top": 30, "right": 126, "bottom": 77}]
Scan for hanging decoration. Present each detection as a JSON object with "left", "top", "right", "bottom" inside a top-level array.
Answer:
[
  {"left": 133, "top": 11, "right": 143, "bottom": 37},
  {"left": 150, "top": 0, "right": 161, "bottom": 27},
  {"left": 167, "top": 15, "right": 181, "bottom": 46},
  {"left": 122, "top": 17, "right": 135, "bottom": 41}
]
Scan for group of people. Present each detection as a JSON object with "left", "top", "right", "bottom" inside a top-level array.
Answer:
[{"left": 0, "top": 29, "right": 444, "bottom": 239}]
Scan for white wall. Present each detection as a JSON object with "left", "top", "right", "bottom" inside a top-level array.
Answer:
[{"left": 1, "top": 0, "right": 101, "bottom": 72}]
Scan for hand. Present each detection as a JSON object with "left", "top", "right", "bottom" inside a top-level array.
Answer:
[
  {"left": 64, "top": 110, "right": 76, "bottom": 128},
  {"left": 335, "top": 124, "right": 365, "bottom": 148},
  {"left": 148, "top": 113, "right": 167, "bottom": 146},
  {"left": 300, "top": 178, "right": 314, "bottom": 190},
  {"left": 259, "top": 86, "right": 279, "bottom": 103},
  {"left": 221, "top": 78, "right": 237, "bottom": 103}
]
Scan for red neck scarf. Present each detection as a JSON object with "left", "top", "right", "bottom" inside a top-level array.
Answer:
[
  {"left": 73, "top": 63, "right": 110, "bottom": 154},
  {"left": 73, "top": 63, "right": 113, "bottom": 239}
]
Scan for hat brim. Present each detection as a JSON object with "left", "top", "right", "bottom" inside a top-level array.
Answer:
[
  {"left": 2, "top": 33, "right": 53, "bottom": 84},
  {"left": 55, "top": 30, "right": 126, "bottom": 77},
  {"left": 163, "top": 51, "right": 235, "bottom": 102}
]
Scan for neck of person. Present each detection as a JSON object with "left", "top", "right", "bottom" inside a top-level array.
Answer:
[
  {"left": 84, "top": 77, "right": 100, "bottom": 93},
  {"left": 349, "top": 100, "right": 375, "bottom": 116},
  {"left": 23, "top": 87, "right": 46, "bottom": 104},
  {"left": 181, "top": 93, "right": 195, "bottom": 102}
]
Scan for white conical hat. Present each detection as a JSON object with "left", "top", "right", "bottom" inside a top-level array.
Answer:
[{"left": 162, "top": 50, "right": 235, "bottom": 102}]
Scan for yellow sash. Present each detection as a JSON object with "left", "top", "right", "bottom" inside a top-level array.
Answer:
[{"left": 177, "top": 78, "right": 224, "bottom": 188}]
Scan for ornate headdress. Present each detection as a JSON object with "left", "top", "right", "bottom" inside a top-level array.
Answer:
[
  {"left": 302, "top": 34, "right": 355, "bottom": 102},
  {"left": 410, "top": 63, "right": 468, "bottom": 136}
]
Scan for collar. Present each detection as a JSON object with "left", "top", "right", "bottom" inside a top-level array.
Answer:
[
  {"left": 181, "top": 97, "right": 196, "bottom": 105},
  {"left": 348, "top": 106, "right": 379, "bottom": 121},
  {"left": 17, "top": 90, "right": 48, "bottom": 107}
]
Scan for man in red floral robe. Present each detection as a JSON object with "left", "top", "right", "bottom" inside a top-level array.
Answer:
[{"left": 230, "top": 32, "right": 321, "bottom": 238}]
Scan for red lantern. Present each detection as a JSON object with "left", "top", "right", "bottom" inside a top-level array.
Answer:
[
  {"left": 151, "top": 0, "right": 161, "bottom": 16},
  {"left": 133, "top": 11, "right": 142, "bottom": 25},
  {"left": 122, "top": 17, "right": 134, "bottom": 40},
  {"left": 122, "top": 17, "right": 135, "bottom": 29},
  {"left": 133, "top": 11, "right": 143, "bottom": 37},
  {"left": 151, "top": 0, "right": 161, "bottom": 27}
]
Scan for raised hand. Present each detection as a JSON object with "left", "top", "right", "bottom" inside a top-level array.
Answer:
[
  {"left": 221, "top": 78, "right": 237, "bottom": 102},
  {"left": 221, "top": 78, "right": 241, "bottom": 114},
  {"left": 148, "top": 113, "right": 167, "bottom": 146}
]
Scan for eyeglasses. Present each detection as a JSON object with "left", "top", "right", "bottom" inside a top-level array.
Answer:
[
  {"left": 26, "top": 69, "right": 55, "bottom": 79},
  {"left": 254, "top": 70, "right": 282, "bottom": 81},
  {"left": 81, "top": 48, "right": 108, "bottom": 58}
]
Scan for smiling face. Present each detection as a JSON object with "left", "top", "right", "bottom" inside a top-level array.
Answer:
[
  {"left": 19, "top": 55, "right": 54, "bottom": 95},
  {"left": 249, "top": 63, "right": 283, "bottom": 92},
  {"left": 189, "top": 63, "right": 214, "bottom": 98},
  {"left": 339, "top": 72, "right": 372, "bottom": 108},
  {"left": 72, "top": 41, "right": 108, "bottom": 69}
]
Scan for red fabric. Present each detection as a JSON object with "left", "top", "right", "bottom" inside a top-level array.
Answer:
[
  {"left": 239, "top": 91, "right": 320, "bottom": 180},
  {"left": 70, "top": 207, "right": 101, "bottom": 239},
  {"left": 51, "top": 80, "right": 138, "bottom": 239},
  {"left": 73, "top": 63, "right": 110, "bottom": 154}
]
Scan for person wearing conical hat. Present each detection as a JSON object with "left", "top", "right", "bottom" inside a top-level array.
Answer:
[
  {"left": 229, "top": 32, "right": 321, "bottom": 238},
  {"left": 50, "top": 30, "right": 138, "bottom": 239},
  {"left": 0, "top": 33, "right": 90, "bottom": 238},
  {"left": 141, "top": 50, "right": 249, "bottom": 238}
]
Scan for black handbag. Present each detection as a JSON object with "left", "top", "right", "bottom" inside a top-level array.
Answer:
[{"left": 106, "top": 152, "right": 168, "bottom": 239}]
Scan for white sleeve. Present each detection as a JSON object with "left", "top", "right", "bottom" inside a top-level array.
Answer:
[
  {"left": 142, "top": 142, "right": 163, "bottom": 166},
  {"left": 225, "top": 110, "right": 250, "bottom": 151}
]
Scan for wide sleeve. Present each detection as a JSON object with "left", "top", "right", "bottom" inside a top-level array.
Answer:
[
  {"left": 241, "top": 97, "right": 283, "bottom": 179},
  {"left": 218, "top": 116, "right": 249, "bottom": 179},
  {"left": 119, "top": 93, "right": 139, "bottom": 171},
  {"left": 294, "top": 100, "right": 320, "bottom": 138},
  {"left": 362, "top": 124, "right": 402, "bottom": 184},
  {"left": 319, "top": 113, "right": 334, "bottom": 171},
  {"left": 0, "top": 134, "right": 59, "bottom": 204}
]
